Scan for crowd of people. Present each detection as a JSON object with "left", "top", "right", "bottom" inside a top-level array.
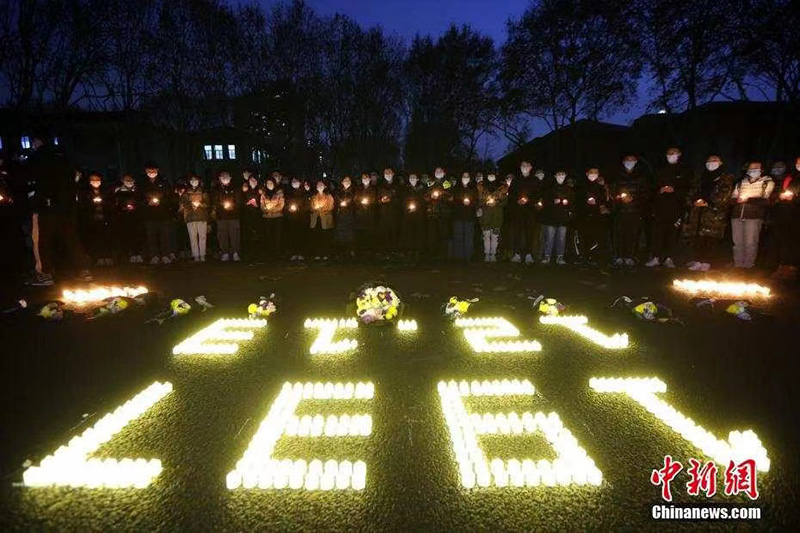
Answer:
[{"left": 0, "top": 132, "right": 798, "bottom": 286}]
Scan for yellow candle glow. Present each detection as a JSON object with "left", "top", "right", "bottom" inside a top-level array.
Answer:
[
  {"left": 290, "top": 204, "right": 298, "bottom": 212},
  {"left": 361, "top": 197, "right": 369, "bottom": 205},
  {"left": 192, "top": 201, "right": 200, "bottom": 208},
  {"left": 223, "top": 201, "right": 232, "bottom": 210},
  {"left": 150, "top": 196, "right": 160, "bottom": 206},
  {"left": 463, "top": 197, "right": 471, "bottom": 206},
  {"left": 487, "top": 197, "right": 495, "bottom": 205},
  {"left": 93, "top": 196, "right": 102, "bottom": 204},
  {"left": 408, "top": 202, "right": 416, "bottom": 211},
  {"left": 432, "top": 191, "right": 440, "bottom": 199}
]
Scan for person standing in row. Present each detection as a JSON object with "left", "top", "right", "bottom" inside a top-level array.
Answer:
[
  {"left": 424, "top": 167, "right": 452, "bottom": 262},
  {"left": 539, "top": 170, "right": 573, "bottom": 265},
  {"left": 731, "top": 161, "right": 774, "bottom": 269},
  {"left": 646, "top": 147, "right": 691, "bottom": 268},
  {"left": 451, "top": 171, "right": 477, "bottom": 262},
  {"left": 334, "top": 176, "right": 356, "bottom": 260},
  {"left": 477, "top": 169, "right": 507, "bottom": 262},
  {"left": 355, "top": 173, "right": 377, "bottom": 259},
  {"left": 682, "top": 154, "right": 735, "bottom": 271},
  {"left": 611, "top": 154, "right": 649, "bottom": 266},
  {"left": 310, "top": 179, "right": 335, "bottom": 259},
  {"left": 284, "top": 176, "right": 308, "bottom": 261},
  {"left": 181, "top": 174, "right": 210, "bottom": 262},
  {"left": 141, "top": 162, "right": 173, "bottom": 265},
  {"left": 78, "top": 172, "right": 113, "bottom": 267},
  {"left": 260, "top": 174, "right": 284, "bottom": 260},
  {"left": 401, "top": 173, "right": 426, "bottom": 261},
  {"left": 115, "top": 173, "right": 143, "bottom": 263},
  {"left": 241, "top": 171, "right": 262, "bottom": 260},
  {"left": 213, "top": 170, "right": 241, "bottom": 262},
  {"left": 767, "top": 160, "right": 799, "bottom": 281},
  {"left": 508, "top": 161, "right": 537, "bottom": 263},
  {"left": 377, "top": 168, "right": 401, "bottom": 257},
  {"left": 575, "top": 168, "right": 610, "bottom": 265}
]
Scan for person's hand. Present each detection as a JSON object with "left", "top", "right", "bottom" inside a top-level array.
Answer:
[
  {"left": 780, "top": 190, "right": 794, "bottom": 201},
  {"left": 517, "top": 196, "right": 529, "bottom": 206},
  {"left": 737, "top": 196, "right": 747, "bottom": 204},
  {"left": 247, "top": 198, "right": 257, "bottom": 207},
  {"left": 694, "top": 199, "right": 707, "bottom": 207},
  {"left": 587, "top": 196, "right": 596, "bottom": 205},
  {"left": 660, "top": 185, "right": 674, "bottom": 194}
]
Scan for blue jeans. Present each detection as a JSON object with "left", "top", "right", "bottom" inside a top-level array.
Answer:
[
  {"left": 540, "top": 225, "right": 567, "bottom": 258},
  {"left": 452, "top": 220, "right": 475, "bottom": 261}
]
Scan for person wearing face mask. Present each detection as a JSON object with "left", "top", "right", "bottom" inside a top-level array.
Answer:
[
  {"left": 284, "top": 176, "right": 309, "bottom": 261},
  {"left": 212, "top": 171, "right": 242, "bottom": 262},
  {"left": 730, "top": 161, "right": 774, "bottom": 268},
  {"left": 309, "top": 179, "right": 335, "bottom": 260},
  {"left": 78, "top": 172, "right": 113, "bottom": 267},
  {"left": 400, "top": 173, "right": 426, "bottom": 262},
  {"left": 258, "top": 175, "right": 284, "bottom": 261},
  {"left": 477, "top": 170, "right": 508, "bottom": 262},
  {"left": 575, "top": 168, "right": 610, "bottom": 265},
  {"left": 610, "top": 154, "right": 650, "bottom": 266},
  {"left": 681, "top": 155, "right": 735, "bottom": 271},
  {"left": 141, "top": 162, "right": 174, "bottom": 265},
  {"left": 171, "top": 179, "right": 190, "bottom": 260},
  {"left": 354, "top": 172, "right": 378, "bottom": 259},
  {"left": 539, "top": 170, "right": 574, "bottom": 265},
  {"left": 424, "top": 166, "right": 453, "bottom": 262},
  {"left": 240, "top": 172, "right": 261, "bottom": 260},
  {"left": 114, "top": 173, "right": 144, "bottom": 264},
  {"left": 645, "top": 147, "right": 691, "bottom": 268},
  {"left": 507, "top": 161, "right": 539, "bottom": 264},
  {"left": 334, "top": 176, "right": 356, "bottom": 260},
  {"left": 180, "top": 174, "right": 210, "bottom": 262},
  {"left": 766, "top": 160, "right": 799, "bottom": 281},
  {"left": 377, "top": 167, "right": 401, "bottom": 257},
  {"left": 452, "top": 171, "right": 477, "bottom": 262}
]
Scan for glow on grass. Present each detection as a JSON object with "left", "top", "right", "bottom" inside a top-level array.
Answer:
[
  {"left": 22, "top": 381, "right": 172, "bottom": 488},
  {"left": 397, "top": 319, "right": 418, "bottom": 332},
  {"left": 438, "top": 380, "right": 602, "bottom": 488},
  {"left": 227, "top": 381, "right": 373, "bottom": 491},
  {"left": 589, "top": 378, "right": 770, "bottom": 472},
  {"left": 304, "top": 318, "right": 359, "bottom": 354},
  {"left": 539, "top": 315, "right": 629, "bottom": 349},
  {"left": 455, "top": 317, "right": 541, "bottom": 353},
  {"left": 172, "top": 318, "right": 267, "bottom": 355},
  {"left": 62, "top": 285, "right": 149, "bottom": 305},
  {"left": 672, "top": 279, "right": 771, "bottom": 298}
]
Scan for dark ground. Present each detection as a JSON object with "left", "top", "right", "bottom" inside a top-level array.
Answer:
[{"left": 0, "top": 261, "right": 798, "bottom": 531}]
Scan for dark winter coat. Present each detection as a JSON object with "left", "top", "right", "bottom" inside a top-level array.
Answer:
[{"left": 682, "top": 168, "right": 735, "bottom": 240}]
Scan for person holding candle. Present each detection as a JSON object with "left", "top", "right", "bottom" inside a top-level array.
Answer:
[
  {"left": 575, "top": 168, "right": 611, "bottom": 265},
  {"left": 451, "top": 171, "right": 477, "bottom": 262},
  {"left": 212, "top": 170, "right": 242, "bottom": 262},
  {"left": 284, "top": 176, "right": 309, "bottom": 261},
  {"left": 766, "top": 160, "right": 799, "bottom": 280},
  {"left": 539, "top": 170, "right": 574, "bottom": 265},
  {"left": 610, "top": 153, "right": 650, "bottom": 266},
  {"left": 180, "top": 174, "right": 210, "bottom": 262},
  {"left": 78, "top": 172, "right": 113, "bottom": 267},
  {"left": 400, "top": 173, "right": 426, "bottom": 262},
  {"left": 334, "top": 175, "right": 356, "bottom": 260},
  {"left": 731, "top": 161, "right": 774, "bottom": 269},
  {"left": 355, "top": 172, "right": 378, "bottom": 259},
  {"left": 682, "top": 154, "right": 735, "bottom": 271},
  {"left": 141, "top": 162, "right": 173, "bottom": 265},
  {"left": 645, "top": 147, "right": 691, "bottom": 269},
  {"left": 309, "top": 179, "right": 335, "bottom": 260},
  {"left": 507, "top": 161, "right": 539, "bottom": 264},
  {"left": 477, "top": 169, "right": 508, "bottom": 262},
  {"left": 424, "top": 167, "right": 453, "bottom": 262},
  {"left": 114, "top": 173, "right": 144, "bottom": 263},
  {"left": 241, "top": 171, "right": 262, "bottom": 260},
  {"left": 377, "top": 168, "right": 401, "bottom": 258},
  {"left": 259, "top": 174, "right": 284, "bottom": 260}
]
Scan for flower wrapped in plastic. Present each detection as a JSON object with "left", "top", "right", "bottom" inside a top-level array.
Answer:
[
  {"left": 147, "top": 298, "right": 193, "bottom": 325},
  {"left": 691, "top": 297, "right": 761, "bottom": 322},
  {"left": 352, "top": 283, "right": 403, "bottom": 326},
  {"left": 86, "top": 296, "right": 130, "bottom": 320},
  {"left": 38, "top": 301, "right": 66, "bottom": 321},
  {"left": 443, "top": 296, "right": 478, "bottom": 320},
  {"left": 248, "top": 294, "right": 277, "bottom": 319},
  {"left": 531, "top": 295, "right": 565, "bottom": 316},
  {"left": 611, "top": 296, "right": 682, "bottom": 324}
]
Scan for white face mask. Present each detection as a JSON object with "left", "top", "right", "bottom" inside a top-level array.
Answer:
[
  {"left": 189, "top": 180, "right": 199, "bottom": 188},
  {"left": 124, "top": 181, "right": 134, "bottom": 188},
  {"left": 796, "top": 163, "right": 800, "bottom": 172},
  {"left": 362, "top": 178, "right": 370, "bottom": 186},
  {"left": 667, "top": 154, "right": 679, "bottom": 164},
  {"left": 249, "top": 179, "right": 258, "bottom": 188},
  {"left": 409, "top": 178, "right": 418, "bottom": 186},
  {"left": 266, "top": 182, "right": 274, "bottom": 190},
  {"left": 506, "top": 177, "right": 513, "bottom": 185},
  {"left": 487, "top": 174, "right": 496, "bottom": 182},
  {"left": 587, "top": 173, "right": 598, "bottom": 182},
  {"left": 292, "top": 182, "right": 300, "bottom": 189},
  {"left": 435, "top": 172, "right": 444, "bottom": 179},
  {"left": 535, "top": 172, "right": 544, "bottom": 181},
  {"left": 623, "top": 161, "right": 636, "bottom": 171},
  {"left": 384, "top": 174, "right": 393, "bottom": 183},
  {"left": 90, "top": 180, "right": 101, "bottom": 189},
  {"left": 461, "top": 177, "right": 470, "bottom": 185},
  {"left": 521, "top": 166, "right": 531, "bottom": 177},
  {"left": 342, "top": 181, "right": 351, "bottom": 189},
  {"left": 747, "top": 169, "right": 761, "bottom": 179},
  {"left": 706, "top": 162, "right": 721, "bottom": 172},
  {"left": 220, "top": 177, "right": 231, "bottom": 185},
  {"left": 555, "top": 174, "right": 566, "bottom": 184},
  {"left": 147, "top": 172, "right": 157, "bottom": 179}
]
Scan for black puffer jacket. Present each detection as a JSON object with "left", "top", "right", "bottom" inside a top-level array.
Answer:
[
  {"left": 141, "top": 175, "right": 172, "bottom": 221},
  {"left": 540, "top": 179, "right": 574, "bottom": 226},
  {"left": 610, "top": 165, "right": 650, "bottom": 213}
]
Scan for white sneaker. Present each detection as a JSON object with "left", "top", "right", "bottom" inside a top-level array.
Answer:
[
  {"left": 490, "top": 255, "right": 497, "bottom": 262},
  {"left": 221, "top": 253, "right": 230, "bottom": 262},
  {"left": 540, "top": 255, "right": 550, "bottom": 264},
  {"left": 161, "top": 255, "right": 171, "bottom": 264},
  {"left": 484, "top": 254, "right": 491, "bottom": 262},
  {"left": 645, "top": 257, "right": 660, "bottom": 267},
  {"left": 556, "top": 256, "right": 566, "bottom": 265},
  {"left": 699, "top": 263, "right": 711, "bottom": 271},
  {"left": 613, "top": 258, "right": 624, "bottom": 267},
  {"left": 129, "top": 255, "right": 137, "bottom": 264},
  {"left": 524, "top": 254, "right": 534, "bottom": 264},
  {"left": 150, "top": 256, "right": 160, "bottom": 265},
  {"left": 663, "top": 257, "right": 675, "bottom": 268},
  {"left": 193, "top": 256, "right": 200, "bottom": 262},
  {"left": 200, "top": 256, "right": 206, "bottom": 262},
  {"left": 687, "top": 261, "right": 700, "bottom": 270},
  {"left": 322, "top": 256, "right": 328, "bottom": 260},
  {"left": 232, "top": 252, "right": 241, "bottom": 262},
  {"left": 511, "top": 253, "right": 521, "bottom": 263},
  {"left": 106, "top": 258, "right": 114, "bottom": 266},
  {"left": 624, "top": 258, "right": 635, "bottom": 266},
  {"left": 137, "top": 255, "right": 144, "bottom": 263},
  {"left": 314, "top": 256, "right": 321, "bottom": 260},
  {"left": 297, "top": 255, "right": 304, "bottom": 260}
]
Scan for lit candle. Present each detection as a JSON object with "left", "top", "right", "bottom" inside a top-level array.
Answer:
[
  {"left": 93, "top": 196, "right": 102, "bottom": 204},
  {"left": 487, "top": 197, "right": 495, "bottom": 206},
  {"left": 618, "top": 192, "right": 628, "bottom": 199},
  {"left": 126, "top": 203, "right": 134, "bottom": 210},
  {"left": 223, "top": 201, "right": 232, "bottom": 210},
  {"left": 408, "top": 202, "right": 417, "bottom": 212},
  {"left": 289, "top": 204, "right": 297, "bottom": 212},
  {"left": 340, "top": 200, "right": 348, "bottom": 207},
  {"left": 381, "top": 195, "right": 389, "bottom": 203},
  {"left": 150, "top": 196, "right": 160, "bottom": 206},
  {"left": 463, "top": 197, "right": 471, "bottom": 206},
  {"left": 536, "top": 200, "right": 542, "bottom": 208},
  {"left": 192, "top": 201, "right": 200, "bottom": 208},
  {"left": 361, "top": 197, "right": 369, "bottom": 206},
  {"left": 562, "top": 198, "right": 569, "bottom": 206},
  {"left": 432, "top": 191, "right": 440, "bottom": 199},
  {"left": 587, "top": 196, "right": 595, "bottom": 204},
  {"left": 780, "top": 190, "right": 794, "bottom": 200},
  {"left": 519, "top": 196, "right": 528, "bottom": 204}
]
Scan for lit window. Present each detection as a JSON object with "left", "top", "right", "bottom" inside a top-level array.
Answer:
[
  {"left": 228, "top": 144, "right": 236, "bottom": 159},
  {"left": 53, "top": 137, "right": 60, "bottom": 145},
  {"left": 251, "top": 149, "right": 258, "bottom": 163},
  {"left": 204, "top": 145, "right": 213, "bottom": 160},
  {"left": 0, "top": 137, "right": 3, "bottom": 150},
  {"left": 21, "top": 136, "right": 31, "bottom": 149},
  {"left": 214, "top": 145, "right": 223, "bottom": 160}
]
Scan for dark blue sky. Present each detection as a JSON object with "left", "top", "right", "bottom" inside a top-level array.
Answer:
[{"left": 252, "top": 0, "right": 651, "bottom": 157}]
